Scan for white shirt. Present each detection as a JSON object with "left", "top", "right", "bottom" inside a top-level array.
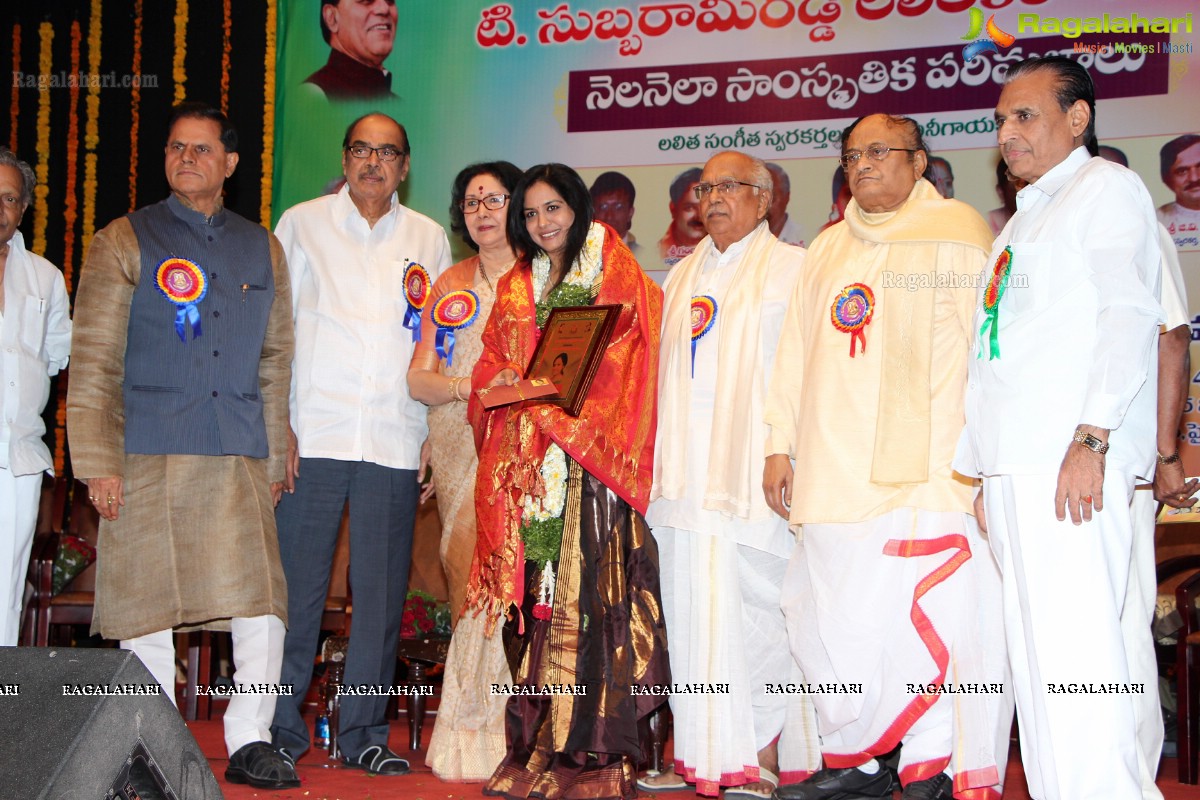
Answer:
[
  {"left": 1161, "top": 224, "right": 1189, "bottom": 331},
  {"left": 276, "top": 186, "right": 451, "bottom": 470},
  {"left": 956, "top": 148, "right": 1163, "bottom": 479},
  {"left": 0, "top": 232, "right": 71, "bottom": 475},
  {"left": 646, "top": 230, "right": 801, "bottom": 557}
]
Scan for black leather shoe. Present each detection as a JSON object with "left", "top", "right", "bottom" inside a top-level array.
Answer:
[
  {"left": 902, "top": 773, "right": 953, "bottom": 800},
  {"left": 343, "top": 744, "right": 410, "bottom": 776},
  {"left": 225, "top": 741, "right": 301, "bottom": 789},
  {"left": 772, "top": 766, "right": 899, "bottom": 800}
]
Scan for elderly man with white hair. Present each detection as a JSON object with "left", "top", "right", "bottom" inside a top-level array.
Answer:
[
  {"left": 0, "top": 147, "right": 70, "bottom": 646},
  {"left": 646, "top": 150, "right": 820, "bottom": 800}
]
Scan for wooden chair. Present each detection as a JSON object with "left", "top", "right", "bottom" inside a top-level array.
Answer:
[
  {"left": 181, "top": 520, "right": 353, "bottom": 721},
  {"left": 23, "top": 478, "right": 100, "bottom": 647},
  {"left": 1172, "top": 555, "right": 1200, "bottom": 783}
]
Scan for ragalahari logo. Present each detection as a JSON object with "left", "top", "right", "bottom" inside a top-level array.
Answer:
[{"left": 961, "top": 7, "right": 1016, "bottom": 62}]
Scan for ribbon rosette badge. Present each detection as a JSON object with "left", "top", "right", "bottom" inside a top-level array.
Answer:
[
  {"left": 830, "top": 283, "right": 875, "bottom": 357},
  {"left": 689, "top": 295, "right": 717, "bottom": 377},
  {"left": 431, "top": 289, "right": 480, "bottom": 366},
  {"left": 402, "top": 262, "right": 431, "bottom": 342},
  {"left": 155, "top": 257, "right": 208, "bottom": 342},
  {"left": 979, "top": 246, "right": 1013, "bottom": 360}
]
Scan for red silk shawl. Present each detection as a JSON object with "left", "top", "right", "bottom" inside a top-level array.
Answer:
[{"left": 466, "top": 225, "right": 663, "bottom": 621}]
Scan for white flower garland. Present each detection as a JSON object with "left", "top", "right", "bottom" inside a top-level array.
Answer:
[
  {"left": 530, "top": 221, "right": 605, "bottom": 304},
  {"left": 522, "top": 442, "right": 567, "bottom": 523},
  {"left": 521, "top": 222, "right": 606, "bottom": 612},
  {"left": 523, "top": 222, "right": 605, "bottom": 529}
]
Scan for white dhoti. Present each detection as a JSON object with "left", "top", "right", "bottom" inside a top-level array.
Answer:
[
  {"left": 655, "top": 526, "right": 820, "bottom": 795},
  {"left": 1129, "top": 488, "right": 1166, "bottom": 799},
  {"left": 781, "top": 508, "right": 1009, "bottom": 797},
  {"left": 983, "top": 472, "right": 1160, "bottom": 800},
  {"left": 0, "top": 469, "right": 41, "bottom": 646}
]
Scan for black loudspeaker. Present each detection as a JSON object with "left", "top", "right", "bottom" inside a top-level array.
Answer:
[{"left": 0, "top": 647, "right": 223, "bottom": 799}]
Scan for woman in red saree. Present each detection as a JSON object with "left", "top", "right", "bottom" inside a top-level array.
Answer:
[{"left": 466, "top": 163, "right": 669, "bottom": 800}]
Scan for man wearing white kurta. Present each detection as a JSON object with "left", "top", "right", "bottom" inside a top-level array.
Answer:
[
  {"left": 0, "top": 150, "right": 70, "bottom": 646},
  {"left": 764, "top": 114, "right": 1009, "bottom": 800},
  {"left": 647, "top": 151, "right": 820, "bottom": 799},
  {"left": 956, "top": 57, "right": 1164, "bottom": 800},
  {"left": 1123, "top": 228, "right": 1191, "bottom": 800},
  {"left": 270, "top": 113, "right": 452, "bottom": 776}
]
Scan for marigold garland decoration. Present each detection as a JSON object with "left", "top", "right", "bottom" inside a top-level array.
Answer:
[
  {"left": 830, "top": 282, "right": 875, "bottom": 357},
  {"left": 261, "top": 0, "right": 277, "bottom": 224},
  {"left": 62, "top": 21, "right": 81, "bottom": 293},
  {"left": 33, "top": 22, "right": 54, "bottom": 258},
  {"left": 129, "top": 0, "right": 143, "bottom": 211},
  {"left": 81, "top": 0, "right": 102, "bottom": 253},
  {"left": 220, "top": 0, "right": 232, "bottom": 113},
  {"left": 8, "top": 24, "right": 19, "bottom": 152},
  {"left": 173, "top": 0, "right": 189, "bottom": 104}
]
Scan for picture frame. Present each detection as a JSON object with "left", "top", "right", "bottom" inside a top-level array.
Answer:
[{"left": 525, "top": 304, "right": 621, "bottom": 417}]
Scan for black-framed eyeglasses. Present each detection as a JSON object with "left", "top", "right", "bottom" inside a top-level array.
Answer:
[
  {"left": 839, "top": 145, "right": 919, "bottom": 170},
  {"left": 460, "top": 193, "right": 510, "bottom": 213},
  {"left": 692, "top": 179, "right": 760, "bottom": 200},
  {"left": 344, "top": 144, "right": 407, "bottom": 162}
]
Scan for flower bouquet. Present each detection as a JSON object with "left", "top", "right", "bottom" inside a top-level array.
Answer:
[{"left": 400, "top": 588, "right": 452, "bottom": 640}]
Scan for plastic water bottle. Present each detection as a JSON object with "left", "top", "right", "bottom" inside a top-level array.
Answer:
[{"left": 314, "top": 714, "right": 330, "bottom": 748}]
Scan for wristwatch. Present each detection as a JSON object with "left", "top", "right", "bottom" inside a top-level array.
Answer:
[
  {"left": 1158, "top": 451, "right": 1181, "bottom": 465},
  {"left": 1073, "top": 429, "right": 1109, "bottom": 455}
]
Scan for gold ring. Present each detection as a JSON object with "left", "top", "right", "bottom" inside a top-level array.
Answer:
[
  {"left": 107, "top": 496, "right": 114, "bottom": 504},
  {"left": 89, "top": 495, "right": 97, "bottom": 502}
]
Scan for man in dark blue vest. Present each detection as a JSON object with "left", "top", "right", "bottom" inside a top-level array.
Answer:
[{"left": 68, "top": 102, "right": 299, "bottom": 790}]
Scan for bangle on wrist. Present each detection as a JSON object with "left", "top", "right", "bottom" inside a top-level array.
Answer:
[
  {"left": 1158, "top": 450, "right": 1181, "bottom": 465},
  {"left": 1073, "top": 429, "right": 1109, "bottom": 455}
]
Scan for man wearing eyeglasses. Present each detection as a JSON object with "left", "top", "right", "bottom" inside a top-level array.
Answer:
[
  {"left": 764, "top": 113, "right": 1008, "bottom": 800},
  {"left": 269, "top": 112, "right": 451, "bottom": 776},
  {"left": 70, "top": 102, "right": 297, "bottom": 790},
  {"left": 647, "top": 151, "right": 819, "bottom": 799}
]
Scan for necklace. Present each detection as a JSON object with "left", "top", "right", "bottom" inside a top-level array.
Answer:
[
  {"left": 477, "top": 258, "right": 493, "bottom": 293},
  {"left": 477, "top": 255, "right": 516, "bottom": 294}
]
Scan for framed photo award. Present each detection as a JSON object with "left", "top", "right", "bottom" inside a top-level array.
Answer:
[{"left": 525, "top": 304, "right": 620, "bottom": 416}]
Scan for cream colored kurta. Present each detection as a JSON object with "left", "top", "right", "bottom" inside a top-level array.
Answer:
[
  {"left": 764, "top": 181, "right": 989, "bottom": 526},
  {"left": 67, "top": 215, "right": 293, "bottom": 640}
]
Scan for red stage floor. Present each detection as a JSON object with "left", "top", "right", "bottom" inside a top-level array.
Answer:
[{"left": 185, "top": 710, "right": 1200, "bottom": 799}]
